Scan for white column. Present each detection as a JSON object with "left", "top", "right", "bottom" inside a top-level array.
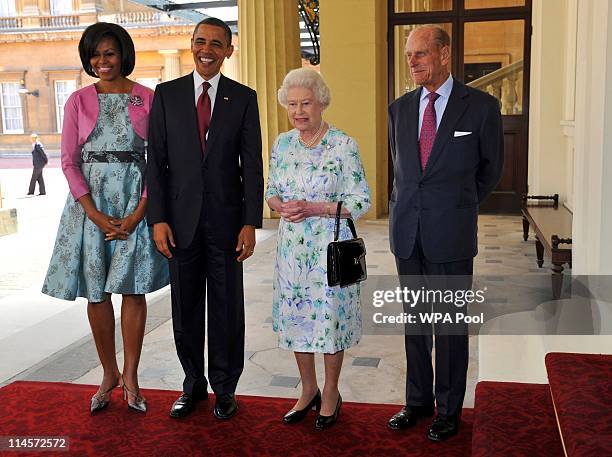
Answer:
[
  {"left": 527, "top": 0, "right": 568, "bottom": 199},
  {"left": 159, "top": 50, "right": 181, "bottom": 82},
  {"left": 561, "top": 0, "right": 578, "bottom": 211},
  {"left": 572, "top": 0, "right": 612, "bottom": 274}
]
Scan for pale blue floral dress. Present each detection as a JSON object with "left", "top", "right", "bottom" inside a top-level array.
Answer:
[
  {"left": 42, "top": 94, "right": 169, "bottom": 303},
  {"left": 266, "top": 126, "right": 371, "bottom": 353}
]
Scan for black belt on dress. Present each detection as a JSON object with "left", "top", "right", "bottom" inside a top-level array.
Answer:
[{"left": 82, "top": 150, "right": 145, "bottom": 163}]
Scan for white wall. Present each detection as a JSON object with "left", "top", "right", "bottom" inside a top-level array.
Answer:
[
  {"left": 528, "top": 0, "right": 569, "bottom": 201},
  {"left": 573, "top": 0, "right": 612, "bottom": 275}
]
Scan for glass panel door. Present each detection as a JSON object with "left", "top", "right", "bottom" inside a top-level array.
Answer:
[
  {"left": 393, "top": 23, "right": 453, "bottom": 99},
  {"left": 394, "top": 0, "right": 452, "bottom": 13},
  {"left": 465, "top": 0, "right": 525, "bottom": 9}
]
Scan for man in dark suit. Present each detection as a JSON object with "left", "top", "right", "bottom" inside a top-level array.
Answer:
[
  {"left": 387, "top": 26, "right": 503, "bottom": 441},
  {"left": 28, "top": 133, "right": 47, "bottom": 196},
  {"left": 147, "top": 17, "right": 263, "bottom": 420}
]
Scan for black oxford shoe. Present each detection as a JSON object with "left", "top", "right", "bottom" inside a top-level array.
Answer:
[
  {"left": 388, "top": 404, "right": 435, "bottom": 430},
  {"left": 427, "top": 415, "right": 460, "bottom": 442},
  {"left": 169, "top": 391, "right": 208, "bottom": 418},
  {"left": 214, "top": 393, "right": 238, "bottom": 420}
]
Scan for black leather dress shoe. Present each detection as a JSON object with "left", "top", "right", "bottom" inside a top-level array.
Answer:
[
  {"left": 214, "top": 393, "right": 238, "bottom": 420},
  {"left": 169, "top": 391, "right": 208, "bottom": 418},
  {"left": 388, "top": 404, "right": 435, "bottom": 430},
  {"left": 283, "top": 389, "right": 321, "bottom": 424},
  {"left": 427, "top": 415, "right": 460, "bottom": 441},
  {"left": 314, "top": 394, "right": 342, "bottom": 430}
]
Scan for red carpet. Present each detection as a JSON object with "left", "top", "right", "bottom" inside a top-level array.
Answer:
[
  {"left": 471, "top": 382, "right": 564, "bottom": 457},
  {"left": 545, "top": 352, "right": 612, "bottom": 456},
  {"left": 0, "top": 381, "right": 473, "bottom": 457}
]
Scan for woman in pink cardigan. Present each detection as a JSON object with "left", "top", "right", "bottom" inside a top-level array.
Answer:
[{"left": 42, "top": 23, "right": 168, "bottom": 414}]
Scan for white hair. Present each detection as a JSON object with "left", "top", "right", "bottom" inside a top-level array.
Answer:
[
  {"left": 30, "top": 133, "right": 43, "bottom": 146},
  {"left": 277, "top": 67, "right": 331, "bottom": 109}
]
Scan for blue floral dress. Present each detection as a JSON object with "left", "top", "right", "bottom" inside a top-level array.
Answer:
[
  {"left": 266, "top": 126, "right": 371, "bottom": 353},
  {"left": 42, "top": 94, "right": 169, "bottom": 303}
]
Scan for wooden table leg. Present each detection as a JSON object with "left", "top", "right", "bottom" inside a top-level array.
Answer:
[
  {"left": 552, "top": 263, "right": 564, "bottom": 299},
  {"left": 535, "top": 236, "right": 544, "bottom": 268},
  {"left": 522, "top": 216, "right": 529, "bottom": 241}
]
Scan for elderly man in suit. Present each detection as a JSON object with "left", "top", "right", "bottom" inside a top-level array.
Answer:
[
  {"left": 387, "top": 25, "right": 503, "bottom": 441},
  {"left": 147, "top": 17, "right": 263, "bottom": 420}
]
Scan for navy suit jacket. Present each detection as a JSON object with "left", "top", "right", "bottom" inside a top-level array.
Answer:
[
  {"left": 32, "top": 143, "right": 47, "bottom": 168},
  {"left": 388, "top": 79, "right": 504, "bottom": 263},
  {"left": 146, "top": 73, "right": 263, "bottom": 250}
]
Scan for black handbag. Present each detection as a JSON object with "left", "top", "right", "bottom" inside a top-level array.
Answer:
[{"left": 327, "top": 201, "right": 367, "bottom": 287}]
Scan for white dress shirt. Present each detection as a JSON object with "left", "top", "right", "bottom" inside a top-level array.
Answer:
[
  {"left": 418, "top": 74, "right": 454, "bottom": 140},
  {"left": 193, "top": 71, "right": 221, "bottom": 139}
]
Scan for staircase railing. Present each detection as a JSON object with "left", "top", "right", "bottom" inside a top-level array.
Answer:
[{"left": 467, "top": 59, "right": 523, "bottom": 114}]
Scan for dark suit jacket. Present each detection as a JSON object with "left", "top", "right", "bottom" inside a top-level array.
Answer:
[
  {"left": 388, "top": 79, "right": 504, "bottom": 263},
  {"left": 32, "top": 143, "right": 48, "bottom": 168},
  {"left": 146, "top": 73, "right": 263, "bottom": 250}
]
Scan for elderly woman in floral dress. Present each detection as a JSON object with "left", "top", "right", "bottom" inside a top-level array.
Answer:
[{"left": 266, "top": 68, "right": 371, "bottom": 430}]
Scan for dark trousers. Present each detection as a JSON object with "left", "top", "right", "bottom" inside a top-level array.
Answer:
[
  {"left": 28, "top": 167, "right": 45, "bottom": 195},
  {"left": 395, "top": 230, "right": 473, "bottom": 418},
  {"left": 168, "top": 204, "right": 245, "bottom": 396}
]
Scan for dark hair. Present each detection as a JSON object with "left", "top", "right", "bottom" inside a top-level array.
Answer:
[
  {"left": 193, "top": 17, "right": 232, "bottom": 46},
  {"left": 79, "top": 22, "right": 136, "bottom": 78}
]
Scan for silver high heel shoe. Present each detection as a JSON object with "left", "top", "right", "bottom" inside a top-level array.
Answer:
[
  {"left": 121, "top": 376, "right": 147, "bottom": 413},
  {"left": 90, "top": 381, "right": 119, "bottom": 414}
]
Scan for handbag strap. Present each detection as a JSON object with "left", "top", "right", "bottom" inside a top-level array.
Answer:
[{"left": 333, "top": 201, "right": 358, "bottom": 241}]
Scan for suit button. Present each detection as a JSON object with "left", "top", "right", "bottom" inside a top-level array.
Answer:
[{"left": 418, "top": 182, "right": 423, "bottom": 189}]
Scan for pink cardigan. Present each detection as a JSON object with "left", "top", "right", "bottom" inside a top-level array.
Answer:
[{"left": 61, "top": 83, "right": 154, "bottom": 201}]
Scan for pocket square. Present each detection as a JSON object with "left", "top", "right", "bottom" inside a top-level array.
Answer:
[{"left": 454, "top": 131, "right": 472, "bottom": 137}]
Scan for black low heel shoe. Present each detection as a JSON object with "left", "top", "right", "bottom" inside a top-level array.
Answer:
[
  {"left": 283, "top": 389, "right": 321, "bottom": 424},
  {"left": 315, "top": 394, "right": 342, "bottom": 430}
]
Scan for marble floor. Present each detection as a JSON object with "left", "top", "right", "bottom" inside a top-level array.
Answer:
[{"left": 13, "top": 213, "right": 547, "bottom": 411}]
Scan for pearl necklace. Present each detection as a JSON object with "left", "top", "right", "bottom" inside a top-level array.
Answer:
[{"left": 299, "top": 121, "right": 325, "bottom": 148}]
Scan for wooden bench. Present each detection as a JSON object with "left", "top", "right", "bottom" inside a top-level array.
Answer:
[{"left": 521, "top": 194, "right": 572, "bottom": 299}]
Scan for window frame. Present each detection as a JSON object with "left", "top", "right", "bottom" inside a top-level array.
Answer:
[
  {"left": 54, "top": 79, "right": 76, "bottom": 133},
  {"left": 0, "top": 0, "right": 17, "bottom": 17},
  {"left": 0, "top": 81, "right": 25, "bottom": 134},
  {"left": 49, "top": 0, "right": 73, "bottom": 16}
]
